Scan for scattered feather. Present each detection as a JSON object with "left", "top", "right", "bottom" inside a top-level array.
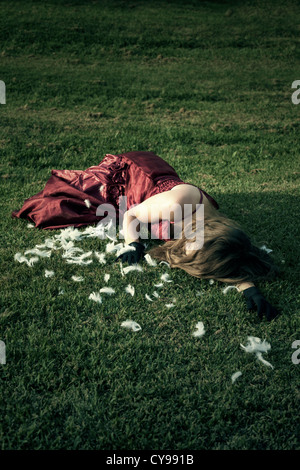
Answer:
[
  {"left": 99, "top": 184, "right": 105, "bottom": 193},
  {"left": 123, "top": 264, "right": 143, "bottom": 275},
  {"left": 28, "top": 256, "right": 39, "bottom": 266},
  {"left": 196, "top": 290, "right": 204, "bottom": 296},
  {"left": 66, "top": 258, "right": 93, "bottom": 265},
  {"left": 192, "top": 321, "right": 206, "bottom": 337},
  {"left": 36, "top": 238, "right": 57, "bottom": 249},
  {"left": 161, "top": 273, "right": 173, "bottom": 283},
  {"left": 71, "top": 275, "right": 84, "bottom": 282},
  {"left": 152, "top": 291, "right": 160, "bottom": 298},
  {"left": 260, "top": 245, "right": 273, "bottom": 254},
  {"left": 45, "top": 269, "right": 55, "bottom": 278},
  {"left": 240, "top": 336, "right": 271, "bottom": 354},
  {"left": 55, "top": 227, "right": 83, "bottom": 242},
  {"left": 240, "top": 336, "right": 273, "bottom": 369},
  {"left": 14, "top": 253, "right": 39, "bottom": 267},
  {"left": 145, "top": 294, "right": 153, "bottom": 301},
  {"left": 121, "top": 320, "right": 141, "bottom": 332},
  {"left": 81, "top": 224, "right": 106, "bottom": 239},
  {"left": 99, "top": 287, "right": 115, "bottom": 295},
  {"left": 125, "top": 284, "right": 135, "bottom": 296},
  {"left": 84, "top": 198, "right": 91, "bottom": 208},
  {"left": 27, "top": 223, "right": 35, "bottom": 228},
  {"left": 209, "top": 279, "right": 214, "bottom": 285},
  {"left": 89, "top": 292, "right": 102, "bottom": 303},
  {"left": 159, "top": 261, "right": 170, "bottom": 268},
  {"left": 120, "top": 262, "right": 125, "bottom": 277},
  {"left": 256, "top": 352, "right": 274, "bottom": 369},
  {"left": 104, "top": 273, "right": 110, "bottom": 283},
  {"left": 165, "top": 303, "right": 175, "bottom": 308},
  {"left": 154, "top": 282, "right": 164, "bottom": 288},
  {"left": 62, "top": 247, "right": 84, "bottom": 258},
  {"left": 24, "top": 248, "right": 52, "bottom": 258},
  {"left": 105, "top": 241, "right": 124, "bottom": 253},
  {"left": 144, "top": 254, "right": 157, "bottom": 266},
  {"left": 231, "top": 371, "right": 242, "bottom": 383},
  {"left": 222, "top": 285, "right": 239, "bottom": 294},
  {"left": 94, "top": 251, "right": 106, "bottom": 264},
  {"left": 58, "top": 287, "right": 64, "bottom": 295}
]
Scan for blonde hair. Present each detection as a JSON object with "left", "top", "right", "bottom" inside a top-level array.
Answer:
[{"left": 148, "top": 204, "right": 278, "bottom": 283}]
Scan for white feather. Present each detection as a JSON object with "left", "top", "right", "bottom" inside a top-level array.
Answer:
[
  {"left": 66, "top": 258, "right": 93, "bottom": 265},
  {"left": 62, "top": 247, "right": 84, "bottom": 258},
  {"left": 165, "top": 303, "right": 175, "bottom": 308},
  {"left": 89, "top": 292, "right": 102, "bottom": 303},
  {"left": 159, "top": 261, "right": 170, "bottom": 268},
  {"left": 145, "top": 294, "right": 153, "bottom": 301},
  {"left": 240, "top": 336, "right": 271, "bottom": 353},
  {"left": 144, "top": 254, "right": 157, "bottom": 266},
  {"left": 154, "top": 282, "right": 164, "bottom": 288},
  {"left": 192, "top": 321, "right": 205, "bottom": 337},
  {"left": 99, "top": 287, "right": 115, "bottom": 295},
  {"left": 94, "top": 251, "right": 106, "bottom": 264},
  {"left": 27, "top": 223, "right": 34, "bottom": 228},
  {"left": 14, "top": 253, "right": 39, "bottom": 267},
  {"left": 45, "top": 270, "right": 55, "bottom": 278},
  {"left": 24, "top": 248, "right": 52, "bottom": 258},
  {"left": 123, "top": 265, "right": 143, "bottom": 275},
  {"left": 28, "top": 257, "right": 39, "bottom": 266},
  {"left": 231, "top": 371, "right": 242, "bottom": 383},
  {"left": 84, "top": 198, "right": 91, "bottom": 208},
  {"left": 256, "top": 352, "right": 274, "bottom": 369},
  {"left": 120, "top": 262, "right": 125, "bottom": 277},
  {"left": 260, "top": 245, "right": 273, "bottom": 254},
  {"left": 106, "top": 241, "right": 124, "bottom": 253},
  {"left": 240, "top": 336, "right": 274, "bottom": 369},
  {"left": 152, "top": 291, "right": 160, "bottom": 298},
  {"left": 121, "top": 320, "right": 141, "bottom": 332},
  {"left": 55, "top": 227, "right": 83, "bottom": 242},
  {"left": 36, "top": 238, "right": 57, "bottom": 249},
  {"left": 161, "top": 273, "right": 173, "bottom": 283},
  {"left": 71, "top": 275, "right": 84, "bottom": 282},
  {"left": 81, "top": 225, "right": 105, "bottom": 239},
  {"left": 104, "top": 273, "right": 110, "bottom": 283},
  {"left": 125, "top": 284, "right": 135, "bottom": 296},
  {"left": 209, "top": 279, "right": 214, "bottom": 285}
]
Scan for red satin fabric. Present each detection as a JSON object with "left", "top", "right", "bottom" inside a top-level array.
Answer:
[{"left": 12, "top": 151, "right": 218, "bottom": 241}]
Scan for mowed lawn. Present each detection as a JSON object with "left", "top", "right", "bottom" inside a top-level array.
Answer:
[{"left": 0, "top": 0, "right": 300, "bottom": 450}]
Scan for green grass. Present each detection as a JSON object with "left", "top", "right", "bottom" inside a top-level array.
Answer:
[{"left": 0, "top": 0, "right": 300, "bottom": 450}]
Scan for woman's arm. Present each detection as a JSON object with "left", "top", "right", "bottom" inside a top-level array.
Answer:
[
  {"left": 236, "top": 281, "right": 255, "bottom": 292},
  {"left": 122, "top": 184, "right": 201, "bottom": 244}
]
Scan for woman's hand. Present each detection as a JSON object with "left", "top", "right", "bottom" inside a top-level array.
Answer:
[{"left": 243, "top": 286, "right": 279, "bottom": 321}]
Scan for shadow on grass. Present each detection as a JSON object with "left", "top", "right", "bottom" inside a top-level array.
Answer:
[{"left": 208, "top": 191, "right": 299, "bottom": 278}]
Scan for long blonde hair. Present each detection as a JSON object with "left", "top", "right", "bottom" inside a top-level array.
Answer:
[{"left": 148, "top": 204, "right": 278, "bottom": 283}]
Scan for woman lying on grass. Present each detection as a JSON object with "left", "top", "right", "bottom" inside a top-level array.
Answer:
[{"left": 12, "top": 151, "right": 279, "bottom": 321}]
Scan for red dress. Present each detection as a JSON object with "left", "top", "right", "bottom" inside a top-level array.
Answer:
[{"left": 12, "top": 151, "right": 218, "bottom": 241}]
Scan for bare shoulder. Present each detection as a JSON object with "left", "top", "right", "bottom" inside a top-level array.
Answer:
[{"left": 170, "top": 184, "right": 201, "bottom": 204}]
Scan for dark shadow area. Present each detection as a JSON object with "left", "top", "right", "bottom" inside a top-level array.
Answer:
[{"left": 208, "top": 191, "right": 299, "bottom": 279}]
